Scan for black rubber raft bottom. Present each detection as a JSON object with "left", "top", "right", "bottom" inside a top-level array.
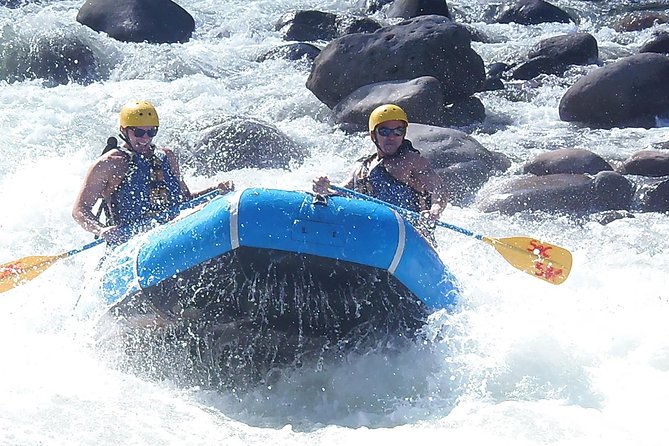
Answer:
[{"left": 97, "top": 246, "right": 434, "bottom": 389}]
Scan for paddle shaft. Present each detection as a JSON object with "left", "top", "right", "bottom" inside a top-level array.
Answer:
[
  {"left": 330, "top": 185, "right": 482, "bottom": 238},
  {"left": 330, "top": 185, "right": 572, "bottom": 284},
  {"left": 71, "top": 189, "right": 223, "bottom": 253},
  {"left": 0, "top": 189, "right": 223, "bottom": 294}
]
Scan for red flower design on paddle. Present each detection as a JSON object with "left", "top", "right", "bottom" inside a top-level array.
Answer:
[
  {"left": 528, "top": 240, "right": 553, "bottom": 259},
  {"left": 533, "top": 260, "right": 563, "bottom": 282},
  {"left": 0, "top": 263, "right": 20, "bottom": 280}
]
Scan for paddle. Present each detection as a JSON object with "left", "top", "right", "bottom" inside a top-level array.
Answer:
[
  {"left": 0, "top": 189, "right": 224, "bottom": 294},
  {"left": 330, "top": 185, "right": 572, "bottom": 285}
]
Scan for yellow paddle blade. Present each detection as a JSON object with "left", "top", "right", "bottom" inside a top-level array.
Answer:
[
  {"left": 0, "top": 254, "right": 66, "bottom": 294},
  {"left": 482, "top": 236, "right": 572, "bottom": 285}
]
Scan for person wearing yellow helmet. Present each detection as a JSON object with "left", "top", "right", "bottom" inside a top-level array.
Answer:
[
  {"left": 72, "top": 100, "right": 234, "bottom": 245},
  {"left": 313, "top": 104, "right": 448, "bottom": 226}
]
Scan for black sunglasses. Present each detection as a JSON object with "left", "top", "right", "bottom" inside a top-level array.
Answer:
[
  {"left": 376, "top": 126, "right": 406, "bottom": 137},
  {"left": 129, "top": 127, "right": 158, "bottom": 138}
]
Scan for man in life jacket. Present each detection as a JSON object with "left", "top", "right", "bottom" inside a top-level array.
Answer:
[
  {"left": 313, "top": 103, "right": 448, "bottom": 222},
  {"left": 72, "top": 100, "right": 234, "bottom": 245}
]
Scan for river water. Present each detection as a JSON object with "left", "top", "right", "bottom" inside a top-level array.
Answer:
[{"left": 1, "top": 0, "right": 668, "bottom": 444}]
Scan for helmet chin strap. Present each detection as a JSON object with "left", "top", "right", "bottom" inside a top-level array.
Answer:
[
  {"left": 118, "top": 129, "right": 130, "bottom": 146},
  {"left": 371, "top": 132, "right": 390, "bottom": 157},
  {"left": 371, "top": 134, "right": 380, "bottom": 151}
]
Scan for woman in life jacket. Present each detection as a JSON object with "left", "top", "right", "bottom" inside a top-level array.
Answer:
[
  {"left": 313, "top": 104, "right": 449, "bottom": 234},
  {"left": 72, "top": 100, "right": 234, "bottom": 246}
]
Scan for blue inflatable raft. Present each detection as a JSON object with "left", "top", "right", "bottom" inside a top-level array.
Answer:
[{"left": 94, "top": 188, "right": 459, "bottom": 369}]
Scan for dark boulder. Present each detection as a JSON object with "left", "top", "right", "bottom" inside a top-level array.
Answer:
[
  {"left": 476, "top": 172, "right": 634, "bottom": 216},
  {"left": 275, "top": 10, "right": 338, "bottom": 41},
  {"left": 620, "top": 150, "right": 669, "bottom": 177},
  {"left": 333, "top": 77, "right": 446, "bottom": 130},
  {"left": 640, "top": 32, "right": 669, "bottom": 54},
  {"left": 496, "top": 0, "right": 572, "bottom": 25},
  {"left": 257, "top": 43, "right": 321, "bottom": 63},
  {"left": 478, "top": 174, "right": 591, "bottom": 215},
  {"left": 336, "top": 16, "right": 382, "bottom": 35},
  {"left": 512, "top": 56, "right": 569, "bottom": 80},
  {"left": 408, "top": 124, "right": 510, "bottom": 172},
  {"left": 442, "top": 97, "right": 486, "bottom": 127},
  {"left": 406, "top": 124, "right": 510, "bottom": 205},
  {"left": 527, "top": 33, "right": 598, "bottom": 65},
  {"left": 481, "top": 76, "right": 505, "bottom": 92},
  {"left": 513, "top": 33, "right": 599, "bottom": 80},
  {"left": 0, "top": 0, "right": 28, "bottom": 7},
  {"left": 640, "top": 179, "right": 669, "bottom": 212},
  {"left": 524, "top": 148, "right": 613, "bottom": 175},
  {"left": 186, "top": 117, "right": 307, "bottom": 175},
  {"left": 2, "top": 36, "right": 100, "bottom": 85},
  {"left": 482, "top": 63, "right": 509, "bottom": 91},
  {"left": 488, "top": 62, "right": 512, "bottom": 78},
  {"left": 275, "top": 10, "right": 380, "bottom": 42},
  {"left": 76, "top": 0, "right": 194, "bottom": 44},
  {"left": 333, "top": 77, "right": 486, "bottom": 131},
  {"left": 592, "top": 171, "right": 636, "bottom": 212},
  {"left": 387, "top": 0, "right": 451, "bottom": 19},
  {"left": 559, "top": 53, "right": 669, "bottom": 129},
  {"left": 306, "top": 15, "right": 485, "bottom": 109},
  {"left": 613, "top": 12, "right": 669, "bottom": 32}
]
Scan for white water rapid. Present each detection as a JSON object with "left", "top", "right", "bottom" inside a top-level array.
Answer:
[{"left": 1, "top": 0, "right": 668, "bottom": 444}]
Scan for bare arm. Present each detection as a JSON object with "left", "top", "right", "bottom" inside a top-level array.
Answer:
[
  {"left": 411, "top": 155, "right": 449, "bottom": 218},
  {"left": 72, "top": 152, "right": 128, "bottom": 236}
]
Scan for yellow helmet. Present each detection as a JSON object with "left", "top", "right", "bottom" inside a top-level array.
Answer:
[
  {"left": 119, "top": 100, "right": 159, "bottom": 128},
  {"left": 368, "top": 104, "right": 409, "bottom": 132}
]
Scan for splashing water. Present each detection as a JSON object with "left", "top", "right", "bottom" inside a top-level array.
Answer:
[{"left": 1, "top": 0, "right": 668, "bottom": 444}]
